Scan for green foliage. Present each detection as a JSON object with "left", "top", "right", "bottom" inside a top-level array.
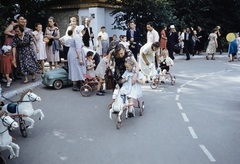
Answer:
[
  {"left": 108, "top": 0, "right": 182, "bottom": 43},
  {"left": 0, "top": 0, "right": 50, "bottom": 44},
  {"left": 108, "top": 0, "right": 240, "bottom": 49}
]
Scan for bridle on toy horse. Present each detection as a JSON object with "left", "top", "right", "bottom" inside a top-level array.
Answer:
[
  {"left": 0, "top": 115, "right": 17, "bottom": 134},
  {"left": 1, "top": 93, "right": 38, "bottom": 104}
]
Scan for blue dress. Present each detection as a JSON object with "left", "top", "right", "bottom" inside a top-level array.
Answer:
[
  {"left": 120, "top": 69, "right": 144, "bottom": 99},
  {"left": 67, "top": 35, "right": 86, "bottom": 81},
  {"left": 229, "top": 39, "right": 238, "bottom": 55}
]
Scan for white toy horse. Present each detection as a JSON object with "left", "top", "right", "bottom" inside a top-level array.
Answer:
[
  {"left": 0, "top": 111, "right": 20, "bottom": 159},
  {"left": 1, "top": 89, "right": 44, "bottom": 129},
  {"left": 149, "top": 63, "right": 157, "bottom": 82},
  {"left": 109, "top": 84, "right": 125, "bottom": 123}
]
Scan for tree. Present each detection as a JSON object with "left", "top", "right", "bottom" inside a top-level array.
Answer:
[
  {"left": 107, "top": 0, "right": 182, "bottom": 43},
  {"left": 0, "top": 0, "right": 51, "bottom": 44}
]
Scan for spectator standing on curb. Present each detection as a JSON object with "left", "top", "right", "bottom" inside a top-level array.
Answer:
[
  {"left": 83, "top": 18, "right": 94, "bottom": 49},
  {"left": 65, "top": 17, "right": 78, "bottom": 36},
  {"left": 32, "top": 23, "right": 47, "bottom": 74},
  {"left": 166, "top": 25, "right": 178, "bottom": 60},
  {"left": 98, "top": 26, "right": 109, "bottom": 56},
  {"left": 4, "top": 14, "right": 24, "bottom": 81},
  {"left": 12, "top": 25, "right": 41, "bottom": 84},
  {"left": 45, "top": 16, "right": 60, "bottom": 70},
  {"left": 67, "top": 25, "right": 86, "bottom": 91},
  {"left": 126, "top": 20, "right": 141, "bottom": 61}
]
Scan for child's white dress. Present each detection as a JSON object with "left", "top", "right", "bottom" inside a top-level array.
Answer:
[
  {"left": 96, "top": 40, "right": 103, "bottom": 57},
  {"left": 86, "top": 59, "right": 96, "bottom": 78},
  {"left": 32, "top": 30, "right": 47, "bottom": 60},
  {"left": 120, "top": 70, "right": 144, "bottom": 99}
]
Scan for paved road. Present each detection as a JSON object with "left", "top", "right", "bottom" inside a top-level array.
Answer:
[{"left": 1, "top": 54, "right": 240, "bottom": 164}]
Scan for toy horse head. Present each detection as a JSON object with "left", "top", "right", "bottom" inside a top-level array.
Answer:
[
  {"left": 20, "top": 89, "right": 41, "bottom": 102},
  {"left": 0, "top": 111, "right": 18, "bottom": 129}
]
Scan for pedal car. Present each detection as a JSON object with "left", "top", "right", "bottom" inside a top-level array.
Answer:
[{"left": 41, "top": 66, "right": 72, "bottom": 90}]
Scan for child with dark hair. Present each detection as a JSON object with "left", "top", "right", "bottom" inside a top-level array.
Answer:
[
  {"left": 60, "top": 30, "right": 73, "bottom": 60},
  {"left": 86, "top": 51, "right": 97, "bottom": 82},
  {"left": 32, "top": 23, "right": 47, "bottom": 74}
]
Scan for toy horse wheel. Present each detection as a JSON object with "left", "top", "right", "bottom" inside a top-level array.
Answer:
[
  {"left": 53, "top": 80, "right": 63, "bottom": 90},
  {"left": 80, "top": 85, "right": 92, "bottom": 97},
  {"left": 19, "top": 121, "right": 27, "bottom": 138},
  {"left": 116, "top": 114, "right": 122, "bottom": 130},
  {"left": 140, "top": 101, "right": 144, "bottom": 116},
  {"left": 116, "top": 121, "right": 121, "bottom": 129},
  {"left": 0, "top": 154, "right": 6, "bottom": 164},
  {"left": 150, "top": 80, "right": 158, "bottom": 89},
  {"left": 171, "top": 76, "right": 176, "bottom": 86}
]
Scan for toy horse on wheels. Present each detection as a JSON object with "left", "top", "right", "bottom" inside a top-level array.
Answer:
[
  {"left": 1, "top": 89, "right": 44, "bottom": 137},
  {"left": 0, "top": 111, "right": 20, "bottom": 160}
]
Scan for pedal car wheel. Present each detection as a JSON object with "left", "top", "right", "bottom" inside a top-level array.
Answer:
[
  {"left": 150, "top": 81, "right": 158, "bottom": 89},
  {"left": 140, "top": 101, "right": 144, "bottom": 116},
  {"left": 171, "top": 76, "right": 176, "bottom": 85},
  {"left": 53, "top": 80, "right": 63, "bottom": 90},
  {"left": 80, "top": 85, "right": 92, "bottom": 97},
  {"left": 19, "top": 121, "right": 27, "bottom": 138}
]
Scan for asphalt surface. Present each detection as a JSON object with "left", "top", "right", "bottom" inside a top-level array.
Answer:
[
  {"left": 0, "top": 52, "right": 230, "bottom": 102},
  {"left": 1, "top": 52, "right": 240, "bottom": 164}
]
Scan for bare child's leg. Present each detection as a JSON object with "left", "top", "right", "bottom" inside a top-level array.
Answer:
[
  {"left": 41, "top": 60, "right": 45, "bottom": 73},
  {"left": 49, "top": 62, "right": 53, "bottom": 70},
  {"left": 96, "top": 77, "right": 104, "bottom": 96},
  {"left": 5, "top": 74, "right": 11, "bottom": 87},
  {"left": 54, "top": 62, "right": 58, "bottom": 69}
]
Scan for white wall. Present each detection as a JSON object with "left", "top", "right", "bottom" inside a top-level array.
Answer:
[{"left": 78, "top": 7, "right": 126, "bottom": 44}]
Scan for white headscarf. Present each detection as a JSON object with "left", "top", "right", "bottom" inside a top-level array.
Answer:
[
  {"left": 75, "top": 25, "right": 85, "bottom": 36},
  {"left": 2, "top": 45, "right": 11, "bottom": 53}
]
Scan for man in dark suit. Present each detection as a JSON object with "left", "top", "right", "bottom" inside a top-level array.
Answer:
[
  {"left": 167, "top": 25, "right": 178, "bottom": 60},
  {"left": 182, "top": 27, "right": 194, "bottom": 60},
  {"left": 82, "top": 18, "right": 94, "bottom": 49},
  {"left": 126, "top": 20, "right": 141, "bottom": 60}
]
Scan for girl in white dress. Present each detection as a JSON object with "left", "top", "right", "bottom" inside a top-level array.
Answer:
[
  {"left": 32, "top": 23, "right": 47, "bottom": 74},
  {"left": 206, "top": 28, "right": 218, "bottom": 60},
  {"left": 120, "top": 58, "right": 144, "bottom": 105}
]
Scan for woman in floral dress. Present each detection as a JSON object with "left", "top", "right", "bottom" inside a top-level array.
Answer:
[
  {"left": 12, "top": 25, "right": 41, "bottom": 84},
  {"left": 206, "top": 28, "right": 218, "bottom": 60}
]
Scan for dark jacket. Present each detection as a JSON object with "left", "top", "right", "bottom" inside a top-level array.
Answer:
[
  {"left": 82, "top": 25, "right": 94, "bottom": 47},
  {"left": 126, "top": 28, "right": 141, "bottom": 43},
  {"left": 167, "top": 31, "right": 178, "bottom": 50}
]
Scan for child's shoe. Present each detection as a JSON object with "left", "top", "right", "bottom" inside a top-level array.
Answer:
[
  {"left": 72, "top": 85, "right": 80, "bottom": 91},
  {"left": 6, "top": 82, "right": 11, "bottom": 88},
  {"left": 96, "top": 91, "right": 104, "bottom": 96}
]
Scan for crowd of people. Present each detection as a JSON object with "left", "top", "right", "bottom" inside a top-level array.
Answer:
[{"left": 1, "top": 14, "right": 240, "bottom": 101}]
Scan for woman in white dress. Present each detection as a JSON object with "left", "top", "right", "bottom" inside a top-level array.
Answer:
[
  {"left": 139, "top": 42, "right": 160, "bottom": 83},
  {"left": 67, "top": 25, "right": 86, "bottom": 91},
  {"left": 206, "top": 28, "right": 218, "bottom": 60}
]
